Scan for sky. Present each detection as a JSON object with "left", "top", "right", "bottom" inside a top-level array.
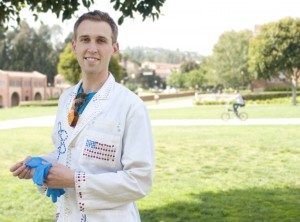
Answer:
[{"left": 19, "top": 0, "right": 300, "bottom": 56}]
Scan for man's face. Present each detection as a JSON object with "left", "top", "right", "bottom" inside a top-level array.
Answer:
[{"left": 72, "top": 20, "right": 119, "bottom": 76}]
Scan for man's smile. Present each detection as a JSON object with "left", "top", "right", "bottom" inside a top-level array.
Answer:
[{"left": 84, "top": 57, "right": 100, "bottom": 61}]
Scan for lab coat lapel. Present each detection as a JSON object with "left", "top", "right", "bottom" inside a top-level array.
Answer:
[
  {"left": 68, "top": 74, "right": 115, "bottom": 143},
  {"left": 60, "top": 81, "right": 82, "bottom": 149}
]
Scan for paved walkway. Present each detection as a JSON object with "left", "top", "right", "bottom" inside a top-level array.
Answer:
[
  {"left": 1, "top": 116, "right": 300, "bottom": 130},
  {"left": 0, "top": 99, "right": 300, "bottom": 129}
]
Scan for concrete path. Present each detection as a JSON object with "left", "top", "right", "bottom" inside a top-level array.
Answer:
[
  {"left": 151, "top": 118, "right": 300, "bottom": 126},
  {"left": 0, "top": 115, "right": 300, "bottom": 130},
  {"left": 0, "top": 116, "right": 56, "bottom": 130}
]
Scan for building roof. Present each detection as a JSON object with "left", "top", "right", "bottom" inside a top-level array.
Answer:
[
  {"left": 0, "top": 70, "right": 46, "bottom": 78},
  {"left": 141, "top": 62, "right": 181, "bottom": 79}
]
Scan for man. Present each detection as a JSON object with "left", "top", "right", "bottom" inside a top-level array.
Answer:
[
  {"left": 10, "top": 10, "right": 154, "bottom": 222},
  {"left": 232, "top": 90, "right": 245, "bottom": 116}
]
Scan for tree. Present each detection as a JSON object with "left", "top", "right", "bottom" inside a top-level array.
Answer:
[
  {"left": 0, "top": 0, "right": 166, "bottom": 29},
  {"left": 176, "top": 60, "right": 207, "bottom": 89},
  {"left": 122, "top": 47, "right": 199, "bottom": 64},
  {"left": 2, "top": 21, "right": 59, "bottom": 83},
  {"left": 32, "top": 24, "right": 60, "bottom": 83},
  {"left": 185, "top": 69, "right": 207, "bottom": 89},
  {"left": 248, "top": 17, "right": 300, "bottom": 105},
  {"left": 212, "top": 30, "right": 253, "bottom": 88},
  {"left": 0, "top": 28, "right": 8, "bottom": 69},
  {"left": 6, "top": 21, "right": 36, "bottom": 71},
  {"left": 180, "top": 60, "right": 199, "bottom": 73},
  {"left": 166, "top": 71, "right": 186, "bottom": 88},
  {"left": 108, "top": 55, "right": 126, "bottom": 83},
  {"left": 57, "top": 43, "right": 81, "bottom": 84}
]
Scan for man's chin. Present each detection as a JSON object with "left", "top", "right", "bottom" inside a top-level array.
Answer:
[{"left": 84, "top": 68, "right": 101, "bottom": 76}]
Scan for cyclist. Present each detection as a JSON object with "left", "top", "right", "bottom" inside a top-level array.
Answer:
[{"left": 231, "top": 90, "right": 245, "bottom": 116}]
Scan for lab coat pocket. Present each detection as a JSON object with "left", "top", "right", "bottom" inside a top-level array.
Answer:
[{"left": 80, "top": 130, "right": 121, "bottom": 172}]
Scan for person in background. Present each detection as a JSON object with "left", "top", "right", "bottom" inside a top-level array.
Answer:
[
  {"left": 10, "top": 10, "right": 154, "bottom": 222},
  {"left": 232, "top": 89, "right": 245, "bottom": 116}
]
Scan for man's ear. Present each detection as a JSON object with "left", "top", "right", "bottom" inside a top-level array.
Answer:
[
  {"left": 113, "top": 42, "right": 119, "bottom": 55},
  {"left": 72, "top": 40, "right": 76, "bottom": 53}
]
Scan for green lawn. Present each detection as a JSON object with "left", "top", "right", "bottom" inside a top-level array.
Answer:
[
  {"left": 0, "top": 106, "right": 58, "bottom": 121},
  {"left": 149, "top": 103, "right": 300, "bottom": 119},
  {"left": 1, "top": 125, "right": 300, "bottom": 222},
  {"left": 1, "top": 101, "right": 300, "bottom": 120},
  {"left": 1, "top": 100, "right": 300, "bottom": 221}
]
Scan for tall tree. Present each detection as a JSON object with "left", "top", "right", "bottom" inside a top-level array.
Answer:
[
  {"left": 0, "top": 0, "right": 166, "bottom": 29},
  {"left": 3, "top": 21, "right": 59, "bottom": 83},
  {"left": 166, "top": 71, "right": 186, "bottom": 89},
  {"left": 108, "top": 55, "right": 126, "bottom": 83},
  {"left": 177, "top": 60, "right": 207, "bottom": 89},
  {"left": 33, "top": 24, "right": 59, "bottom": 83},
  {"left": 57, "top": 43, "right": 81, "bottom": 85},
  {"left": 7, "top": 21, "right": 36, "bottom": 71},
  {"left": 180, "top": 60, "right": 199, "bottom": 73},
  {"left": 212, "top": 30, "right": 253, "bottom": 88},
  {"left": 248, "top": 17, "right": 300, "bottom": 105},
  {"left": 184, "top": 69, "right": 207, "bottom": 89},
  {"left": 0, "top": 28, "right": 8, "bottom": 69}
]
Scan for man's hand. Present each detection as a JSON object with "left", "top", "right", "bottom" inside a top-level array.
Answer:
[
  {"left": 44, "top": 164, "right": 75, "bottom": 188},
  {"left": 10, "top": 156, "right": 34, "bottom": 179}
]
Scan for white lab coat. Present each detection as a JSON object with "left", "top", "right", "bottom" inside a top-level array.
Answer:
[{"left": 43, "top": 74, "right": 154, "bottom": 222}]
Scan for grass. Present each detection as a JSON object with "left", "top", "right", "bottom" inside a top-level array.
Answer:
[
  {"left": 149, "top": 103, "right": 300, "bottom": 119},
  {"left": 1, "top": 99, "right": 300, "bottom": 221},
  {"left": 0, "top": 128, "right": 55, "bottom": 221},
  {"left": 0, "top": 106, "right": 58, "bottom": 121},
  {"left": 1, "top": 100, "right": 300, "bottom": 121},
  {"left": 1, "top": 125, "right": 300, "bottom": 221},
  {"left": 0, "top": 96, "right": 192, "bottom": 121},
  {"left": 143, "top": 125, "right": 300, "bottom": 222}
]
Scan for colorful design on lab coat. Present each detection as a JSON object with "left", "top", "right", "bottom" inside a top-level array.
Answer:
[
  {"left": 57, "top": 121, "right": 68, "bottom": 160},
  {"left": 84, "top": 139, "right": 116, "bottom": 162}
]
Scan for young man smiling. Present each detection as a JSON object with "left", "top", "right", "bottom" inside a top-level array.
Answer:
[{"left": 10, "top": 10, "right": 154, "bottom": 222}]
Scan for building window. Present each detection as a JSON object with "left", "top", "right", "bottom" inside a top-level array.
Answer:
[
  {"left": 24, "top": 80, "right": 31, "bottom": 87},
  {"left": 0, "top": 80, "right": 4, "bottom": 88},
  {"left": 9, "top": 80, "right": 21, "bottom": 86},
  {"left": 34, "top": 81, "right": 44, "bottom": 87}
]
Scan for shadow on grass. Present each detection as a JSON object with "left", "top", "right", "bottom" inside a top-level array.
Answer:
[{"left": 140, "top": 187, "right": 300, "bottom": 222}]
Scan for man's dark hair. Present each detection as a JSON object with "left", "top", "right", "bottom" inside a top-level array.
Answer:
[{"left": 73, "top": 10, "right": 118, "bottom": 43}]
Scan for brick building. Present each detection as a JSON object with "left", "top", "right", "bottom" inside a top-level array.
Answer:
[
  {"left": 141, "top": 61, "right": 181, "bottom": 80},
  {"left": 0, "top": 70, "right": 47, "bottom": 108}
]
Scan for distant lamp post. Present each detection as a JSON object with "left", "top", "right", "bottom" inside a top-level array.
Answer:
[
  {"left": 154, "top": 80, "right": 158, "bottom": 89},
  {"left": 195, "top": 84, "right": 199, "bottom": 99},
  {"left": 195, "top": 84, "right": 199, "bottom": 93}
]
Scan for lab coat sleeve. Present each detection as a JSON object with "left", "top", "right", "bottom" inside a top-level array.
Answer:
[
  {"left": 74, "top": 102, "right": 155, "bottom": 212},
  {"left": 35, "top": 123, "right": 60, "bottom": 193}
]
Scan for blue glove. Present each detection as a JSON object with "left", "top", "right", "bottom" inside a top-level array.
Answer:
[
  {"left": 46, "top": 188, "right": 66, "bottom": 203},
  {"left": 25, "top": 157, "right": 65, "bottom": 203}
]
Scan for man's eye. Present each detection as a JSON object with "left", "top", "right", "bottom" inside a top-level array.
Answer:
[
  {"left": 81, "top": 38, "right": 89, "bottom": 42},
  {"left": 97, "top": 39, "right": 106, "bottom": 43}
]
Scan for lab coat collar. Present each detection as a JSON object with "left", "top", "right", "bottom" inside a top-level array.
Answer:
[{"left": 66, "top": 73, "right": 116, "bottom": 145}]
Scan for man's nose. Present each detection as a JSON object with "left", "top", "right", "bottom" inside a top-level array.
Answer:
[{"left": 87, "top": 43, "right": 97, "bottom": 53}]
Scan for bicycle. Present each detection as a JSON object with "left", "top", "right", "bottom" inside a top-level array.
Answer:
[{"left": 221, "top": 104, "right": 248, "bottom": 121}]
